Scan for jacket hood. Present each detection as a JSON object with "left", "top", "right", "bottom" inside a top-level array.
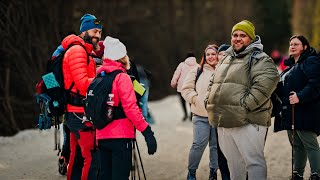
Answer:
[
  {"left": 61, "top": 34, "right": 93, "bottom": 53},
  {"left": 226, "top": 35, "right": 264, "bottom": 58},
  {"left": 97, "top": 59, "right": 126, "bottom": 74},
  {"left": 184, "top": 57, "right": 197, "bottom": 66}
]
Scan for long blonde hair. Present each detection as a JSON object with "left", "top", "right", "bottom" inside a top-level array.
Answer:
[{"left": 117, "top": 55, "right": 130, "bottom": 70}]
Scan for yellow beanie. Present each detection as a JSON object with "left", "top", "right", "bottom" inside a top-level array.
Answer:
[{"left": 231, "top": 20, "right": 256, "bottom": 40}]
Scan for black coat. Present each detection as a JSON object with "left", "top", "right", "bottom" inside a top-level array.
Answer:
[{"left": 274, "top": 48, "right": 320, "bottom": 135}]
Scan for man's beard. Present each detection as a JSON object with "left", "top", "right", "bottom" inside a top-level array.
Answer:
[
  {"left": 233, "top": 45, "right": 247, "bottom": 54},
  {"left": 83, "top": 32, "right": 99, "bottom": 50}
]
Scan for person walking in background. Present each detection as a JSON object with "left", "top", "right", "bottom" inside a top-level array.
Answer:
[
  {"left": 274, "top": 35, "right": 320, "bottom": 180},
  {"left": 62, "top": 13, "right": 102, "bottom": 180},
  {"left": 181, "top": 44, "right": 219, "bottom": 180},
  {"left": 137, "top": 64, "right": 155, "bottom": 124},
  {"left": 206, "top": 20, "right": 279, "bottom": 180},
  {"left": 171, "top": 52, "right": 199, "bottom": 121},
  {"left": 96, "top": 36, "right": 157, "bottom": 180}
]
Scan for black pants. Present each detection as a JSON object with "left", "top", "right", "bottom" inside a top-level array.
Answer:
[
  {"left": 179, "top": 93, "right": 188, "bottom": 117},
  {"left": 216, "top": 130, "right": 231, "bottom": 180},
  {"left": 98, "top": 139, "right": 132, "bottom": 180}
]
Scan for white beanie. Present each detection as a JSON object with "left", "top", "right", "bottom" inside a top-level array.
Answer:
[{"left": 103, "top": 36, "right": 127, "bottom": 60}]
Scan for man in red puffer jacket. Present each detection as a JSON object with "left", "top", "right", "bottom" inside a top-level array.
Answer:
[{"left": 62, "top": 13, "right": 102, "bottom": 180}]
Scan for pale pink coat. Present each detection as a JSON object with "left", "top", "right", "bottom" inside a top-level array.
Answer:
[{"left": 171, "top": 57, "right": 199, "bottom": 92}]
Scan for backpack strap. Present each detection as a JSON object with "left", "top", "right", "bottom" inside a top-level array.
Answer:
[
  {"left": 64, "top": 43, "right": 91, "bottom": 106},
  {"left": 65, "top": 43, "right": 90, "bottom": 65}
]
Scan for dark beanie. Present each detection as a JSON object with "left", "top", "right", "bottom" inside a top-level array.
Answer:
[
  {"left": 185, "top": 52, "right": 195, "bottom": 59},
  {"left": 218, "top": 44, "right": 230, "bottom": 53},
  {"left": 80, "top": 14, "right": 102, "bottom": 33}
]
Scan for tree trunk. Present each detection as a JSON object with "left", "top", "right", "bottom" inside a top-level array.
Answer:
[{"left": 4, "top": 67, "right": 18, "bottom": 131}]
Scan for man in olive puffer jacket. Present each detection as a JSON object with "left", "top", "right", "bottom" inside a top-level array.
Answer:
[{"left": 206, "top": 20, "right": 279, "bottom": 180}]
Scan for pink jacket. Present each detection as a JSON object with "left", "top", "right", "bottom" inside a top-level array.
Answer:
[
  {"left": 171, "top": 57, "right": 199, "bottom": 92},
  {"left": 96, "top": 59, "right": 149, "bottom": 140}
]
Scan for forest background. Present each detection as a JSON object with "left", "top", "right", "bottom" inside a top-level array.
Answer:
[{"left": 0, "top": 0, "right": 319, "bottom": 136}]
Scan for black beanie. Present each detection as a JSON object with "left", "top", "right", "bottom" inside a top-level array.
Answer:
[
  {"left": 218, "top": 44, "right": 230, "bottom": 53},
  {"left": 185, "top": 52, "right": 195, "bottom": 59}
]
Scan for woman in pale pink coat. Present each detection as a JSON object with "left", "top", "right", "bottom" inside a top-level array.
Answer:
[{"left": 171, "top": 52, "right": 199, "bottom": 121}]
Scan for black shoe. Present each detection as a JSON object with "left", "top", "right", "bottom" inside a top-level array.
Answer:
[
  {"left": 309, "top": 173, "right": 320, "bottom": 180},
  {"left": 182, "top": 115, "right": 188, "bottom": 121},
  {"left": 58, "top": 156, "right": 68, "bottom": 175},
  {"left": 187, "top": 169, "right": 196, "bottom": 180},
  {"left": 291, "top": 171, "right": 303, "bottom": 180},
  {"left": 209, "top": 168, "right": 217, "bottom": 180}
]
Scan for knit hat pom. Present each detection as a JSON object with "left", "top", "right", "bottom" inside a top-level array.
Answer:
[
  {"left": 103, "top": 36, "right": 127, "bottom": 61},
  {"left": 231, "top": 20, "right": 256, "bottom": 40}
]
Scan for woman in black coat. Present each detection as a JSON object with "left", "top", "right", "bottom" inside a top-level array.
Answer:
[{"left": 275, "top": 35, "right": 320, "bottom": 180}]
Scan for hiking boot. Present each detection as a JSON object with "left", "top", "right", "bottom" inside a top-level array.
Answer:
[
  {"left": 209, "top": 168, "right": 217, "bottom": 180},
  {"left": 187, "top": 169, "right": 196, "bottom": 180},
  {"left": 58, "top": 156, "right": 68, "bottom": 175},
  {"left": 291, "top": 171, "right": 303, "bottom": 180},
  {"left": 309, "top": 173, "right": 320, "bottom": 180}
]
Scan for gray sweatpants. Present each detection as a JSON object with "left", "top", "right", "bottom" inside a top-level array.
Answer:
[
  {"left": 188, "top": 115, "right": 218, "bottom": 170},
  {"left": 218, "top": 124, "right": 267, "bottom": 180}
]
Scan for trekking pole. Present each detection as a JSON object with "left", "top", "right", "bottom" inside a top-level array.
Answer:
[
  {"left": 291, "top": 104, "right": 295, "bottom": 179},
  {"left": 135, "top": 139, "right": 146, "bottom": 180},
  {"left": 54, "top": 117, "right": 58, "bottom": 151},
  {"left": 131, "top": 138, "right": 136, "bottom": 180},
  {"left": 133, "top": 139, "right": 141, "bottom": 180}
]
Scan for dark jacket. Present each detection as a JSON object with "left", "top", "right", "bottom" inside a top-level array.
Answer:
[{"left": 275, "top": 48, "right": 320, "bottom": 135}]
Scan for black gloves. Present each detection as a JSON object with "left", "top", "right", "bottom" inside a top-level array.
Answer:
[{"left": 142, "top": 126, "right": 157, "bottom": 155}]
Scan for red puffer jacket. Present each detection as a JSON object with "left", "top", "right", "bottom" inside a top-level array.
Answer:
[
  {"left": 96, "top": 59, "right": 149, "bottom": 139},
  {"left": 62, "top": 35, "right": 96, "bottom": 112}
]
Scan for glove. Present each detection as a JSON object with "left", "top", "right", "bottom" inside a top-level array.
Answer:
[{"left": 142, "top": 126, "right": 157, "bottom": 155}]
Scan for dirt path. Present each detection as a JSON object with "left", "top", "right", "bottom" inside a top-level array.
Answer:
[{"left": 0, "top": 95, "right": 318, "bottom": 180}]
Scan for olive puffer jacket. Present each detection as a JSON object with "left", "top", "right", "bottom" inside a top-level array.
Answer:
[{"left": 206, "top": 36, "right": 280, "bottom": 128}]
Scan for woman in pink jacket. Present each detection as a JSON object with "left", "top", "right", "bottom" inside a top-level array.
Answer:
[
  {"left": 171, "top": 52, "right": 199, "bottom": 121},
  {"left": 96, "top": 36, "right": 157, "bottom": 180}
]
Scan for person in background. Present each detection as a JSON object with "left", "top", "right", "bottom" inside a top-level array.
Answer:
[
  {"left": 275, "top": 35, "right": 320, "bottom": 180},
  {"left": 137, "top": 64, "right": 155, "bottom": 124},
  {"left": 96, "top": 36, "right": 157, "bottom": 180},
  {"left": 271, "top": 49, "right": 287, "bottom": 73},
  {"left": 215, "top": 44, "right": 231, "bottom": 180},
  {"left": 62, "top": 13, "right": 102, "bottom": 180},
  {"left": 182, "top": 44, "right": 219, "bottom": 180},
  {"left": 171, "top": 52, "right": 199, "bottom": 121},
  {"left": 93, "top": 40, "right": 104, "bottom": 67},
  {"left": 206, "top": 20, "right": 279, "bottom": 180}
]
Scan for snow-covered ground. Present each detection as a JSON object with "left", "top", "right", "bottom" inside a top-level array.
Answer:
[{"left": 0, "top": 95, "right": 318, "bottom": 180}]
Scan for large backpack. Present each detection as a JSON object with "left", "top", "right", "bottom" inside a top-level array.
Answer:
[
  {"left": 35, "top": 43, "right": 89, "bottom": 130},
  {"left": 84, "top": 70, "right": 127, "bottom": 130}
]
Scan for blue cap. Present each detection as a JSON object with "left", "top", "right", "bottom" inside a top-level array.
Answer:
[{"left": 80, "top": 14, "right": 102, "bottom": 33}]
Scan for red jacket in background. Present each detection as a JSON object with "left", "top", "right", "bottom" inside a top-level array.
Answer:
[
  {"left": 96, "top": 59, "right": 149, "bottom": 139},
  {"left": 62, "top": 35, "right": 96, "bottom": 113}
]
